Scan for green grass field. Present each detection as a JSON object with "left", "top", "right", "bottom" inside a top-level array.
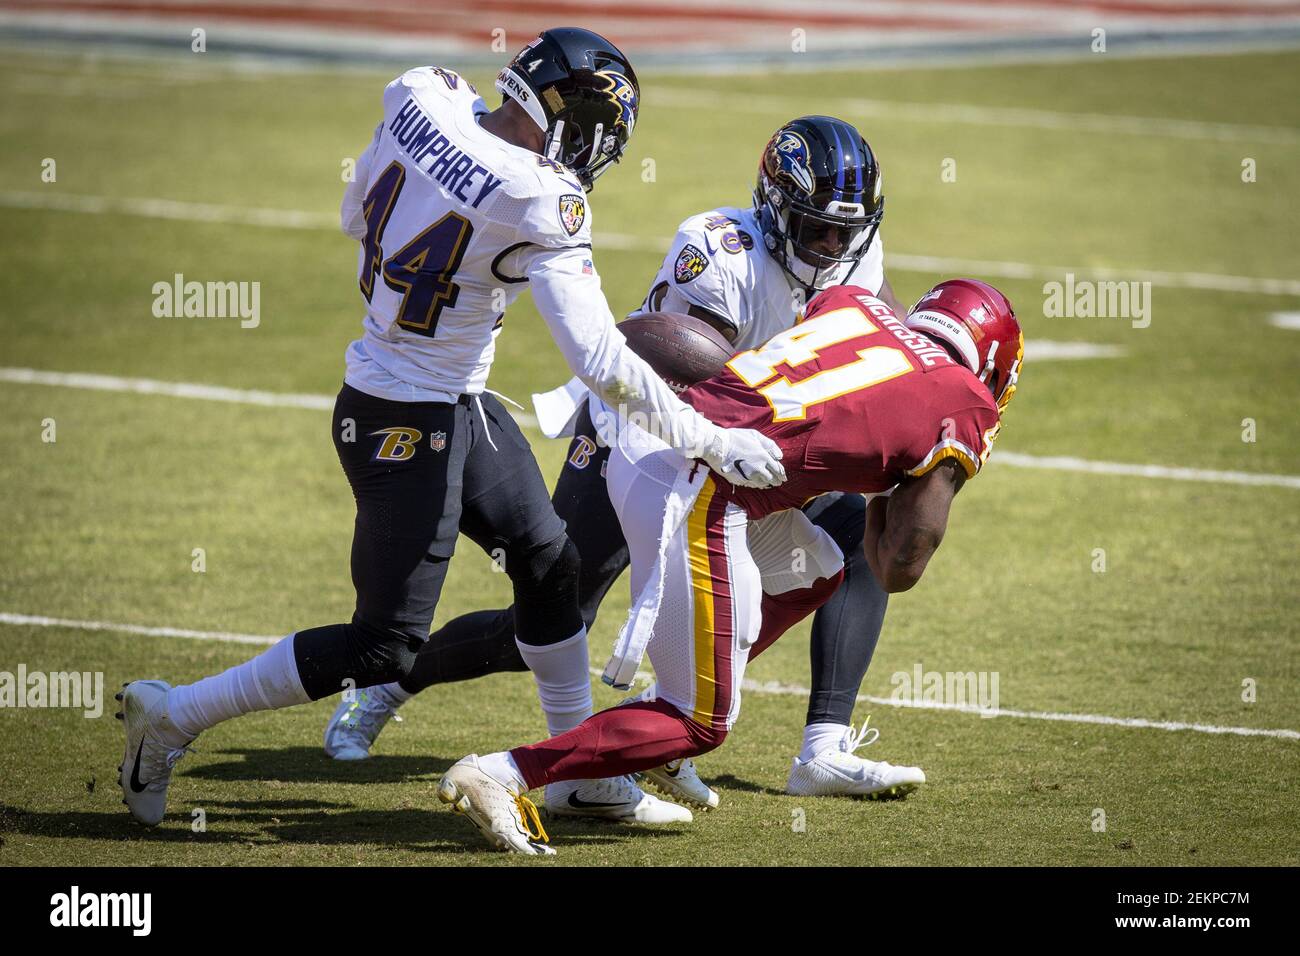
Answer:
[{"left": 0, "top": 47, "right": 1297, "bottom": 866}]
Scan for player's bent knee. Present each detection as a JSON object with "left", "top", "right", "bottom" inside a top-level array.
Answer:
[
  {"left": 814, "top": 567, "right": 846, "bottom": 601},
  {"left": 510, "top": 534, "right": 583, "bottom": 646},
  {"left": 346, "top": 617, "right": 424, "bottom": 681},
  {"left": 682, "top": 717, "right": 729, "bottom": 757},
  {"left": 510, "top": 533, "right": 580, "bottom": 590},
  {"left": 292, "top": 618, "right": 425, "bottom": 699}
]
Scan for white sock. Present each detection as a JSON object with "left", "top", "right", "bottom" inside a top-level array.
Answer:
[
  {"left": 477, "top": 751, "right": 527, "bottom": 794},
  {"left": 167, "top": 634, "right": 310, "bottom": 738},
  {"left": 375, "top": 681, "right": 413, "bottom": 706},
  {"left": 800, "top": 721, "right": 850, "bottom": 762},
  {"left": 515, "top": 627, "right": 592, "bottom": 737}
]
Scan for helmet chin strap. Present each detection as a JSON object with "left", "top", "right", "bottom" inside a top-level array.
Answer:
[
  {"left": 978, "top": 340, "right": 999, "bottom": 384},
  {"left": 545, "top": 119, "right": 566, "bottom": 160}
]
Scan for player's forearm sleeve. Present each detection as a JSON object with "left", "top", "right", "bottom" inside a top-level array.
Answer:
[{"left": 527, "top": 249, "right": 723, "bottom": 458}]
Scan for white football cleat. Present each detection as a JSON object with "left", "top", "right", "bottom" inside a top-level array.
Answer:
[
  {"left": 545, "top": 775, "right": 693, "bottom": 824},
  {"left": 323, "top": 688, "right": 402, "bottom": 760},
  {"left": 438, "top": 754, "right": 555, "bottom": 855},
  {"left": 115, "top": 680, "right": 195, "bottom": 826},
  {"left": 786, "top": 718, "right": 925, "bottom": 799},
  {"left": 640, "top": 758, "right": 720, "bottom": 810}
]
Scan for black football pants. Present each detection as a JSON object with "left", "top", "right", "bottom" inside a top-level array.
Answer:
[{"left": 291, "top": 384, "right": 579, "bottom": 701}]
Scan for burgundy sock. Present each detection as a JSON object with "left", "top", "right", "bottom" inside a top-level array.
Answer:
[
  {"left": 510, "top": 572, "right": 843, "bottom": 790},
  {"left": 749, "top": 570, "right": 845, "bottom": 661},
  {"left": 510, "top": 699, "right": 726, "bottom": 790}
]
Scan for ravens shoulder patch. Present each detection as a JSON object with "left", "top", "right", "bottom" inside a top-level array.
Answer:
[
  {"left": 674, "top": 243, "right": 708, "bottom": 283},
  {"left": 558, "top": 193, "right": 586, "bottom": 237}
]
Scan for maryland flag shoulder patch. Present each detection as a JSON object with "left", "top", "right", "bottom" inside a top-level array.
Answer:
[
  {"left": 674, "top": 243, "right": 709, "bottom": 283},
  {"left": 558, "top": 193, "right": 586, "bottom": 237}
]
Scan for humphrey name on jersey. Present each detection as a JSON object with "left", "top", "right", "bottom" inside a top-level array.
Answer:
[
  {"left": 50, "top": 886, "right": 151, "bottom": 936},
  {"left": 388, "top": 97, "right": 504, "bottom": 208}
]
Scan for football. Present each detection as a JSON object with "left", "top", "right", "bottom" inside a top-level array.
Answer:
[{"left": 619, "top": 311, "right": 734, "bottom": 392}]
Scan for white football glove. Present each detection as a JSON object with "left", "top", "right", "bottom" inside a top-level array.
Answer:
[{"left": 701, "top": 427, "right": 787, "bottom": 490}]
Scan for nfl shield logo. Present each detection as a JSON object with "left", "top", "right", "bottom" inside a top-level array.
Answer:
[{"left": 430, "top": 431, "right": 447, "bottom": 452}]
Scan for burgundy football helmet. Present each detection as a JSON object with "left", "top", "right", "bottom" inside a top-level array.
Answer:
[{"left": 906, "top": 278, "right": 1023, "bottom": 413}]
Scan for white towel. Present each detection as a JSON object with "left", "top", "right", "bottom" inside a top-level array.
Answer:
[
  {"left": 601, "top": 430, "right": 704, "bottom": 690},
  {"left": 531, "top": 376, "right": 588, "bottom": 439},
  {"left": 747, "top": 507, "right": 847, "bottom": 596}
]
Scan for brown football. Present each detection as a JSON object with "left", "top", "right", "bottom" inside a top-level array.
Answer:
[{"left": 619, "top": 312, "right": 734, "bottom": 392}]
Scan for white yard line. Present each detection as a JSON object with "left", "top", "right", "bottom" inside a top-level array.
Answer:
[
  {"left": 0, "top": 190, "right": 336, "bottom": 231},
  {"left": 0, "top": 366, "right": 335, "bottom": 411},
  {"left": 6, "top": 365, "right": 1299, "bottom": 490},
  {"left": 3, "top": 611, "right": 1294, "bottom": 740},
  {"left": 992, "top": 452, "right": 1300, "bottom": 490},
  {"left": 744, "top": 677, "right": 1300, "bottom": 741},
  {"left": 1269, "top": 311, "right": 1300, "bottom": 330},
  {"left": 647, "top": 86, "right": 1300, "bottom": 145},
  {"left": 5, "top": 189, "right": 1300, "bottom": 297},
  {"left": 1024, "top": 341, "right": 1124, "bottom": 361},
  {"left": 0, "top": 612, "right": 278, "bottom": 647},
  {"left": 886, "top": 252, "right": 1300, "bottom": 297}
]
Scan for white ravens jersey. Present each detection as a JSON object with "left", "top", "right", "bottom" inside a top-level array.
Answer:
[
  {"left": 341, "top": 67, "right": 595, "bottom": 402},
  {"left": 530, "top": 205, "right": 886, "bottom": 439},
  {"left": 630, "top": 205, "right": 884, "bottom": 350}
]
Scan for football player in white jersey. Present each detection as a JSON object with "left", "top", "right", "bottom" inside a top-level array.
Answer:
[
  {"left": 115, "top": 28, "right": 788, "bottom": 829},
  {"left": 327, "top": 116, "right": 927, "bottom": 810}
]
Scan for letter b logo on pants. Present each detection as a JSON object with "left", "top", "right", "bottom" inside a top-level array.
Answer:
[{"left": 371, "top": 427, "right": 423, "bottom": 462}]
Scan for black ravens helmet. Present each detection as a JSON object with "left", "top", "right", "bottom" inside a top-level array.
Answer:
[
  {"left": 754, "top": 116, "right": 885, "bottom": 291},
  {"left": 496, "top": 27, "right": 639, "bottom": 192}
]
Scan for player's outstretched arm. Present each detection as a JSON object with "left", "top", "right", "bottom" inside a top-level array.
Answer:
[
  {"left": 863, "top": 459, "right": 965, "bottom": 593},
  {"left": 876, "top": 275, "right": 908, "bottom": 318},
  {"left": 339, "top": 123, "right": 382, "bottom": 240},
  {"left": 526, "top": 249, "right": 785, "bottom": 488}
]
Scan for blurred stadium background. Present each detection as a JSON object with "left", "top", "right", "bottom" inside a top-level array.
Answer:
[
  {"left": 0, "top": 1, "right": 1297, "bottom": 866},
  {"left": 4, "top": 0, "right": 1300, "bottom": 66}
]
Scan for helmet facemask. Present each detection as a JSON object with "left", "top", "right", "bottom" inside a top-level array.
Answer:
[
  {"left": 979, "top": 338, "right": 1023, "bottom": 413},
  {"left": 782, "top": 198, "right": 881, "bottom": 291},
  {"left": 496, "top": 31, "right": 638, "bottom": 194},
  {"left": 544, "top": 106, "right": 631, "bottom": 192}
]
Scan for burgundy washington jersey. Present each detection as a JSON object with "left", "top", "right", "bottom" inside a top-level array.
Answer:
[{"left": 682, "top": 285, "right": 1002, "bottom": 518}]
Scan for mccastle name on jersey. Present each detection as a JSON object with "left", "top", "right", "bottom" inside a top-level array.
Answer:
[
  {"left": 389, "top": 98, "right": 504, "bottom": 208},
  {"left": 854, "top": 294, "right": 954, "bottom": 368}
]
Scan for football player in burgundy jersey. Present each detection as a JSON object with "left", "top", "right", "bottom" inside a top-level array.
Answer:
[
  {"left": 326, "top": 115, "right": 928, "bottom": 811},
  {"left": 438, "top": 278, "right": 1024, "bottom": 853}
]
